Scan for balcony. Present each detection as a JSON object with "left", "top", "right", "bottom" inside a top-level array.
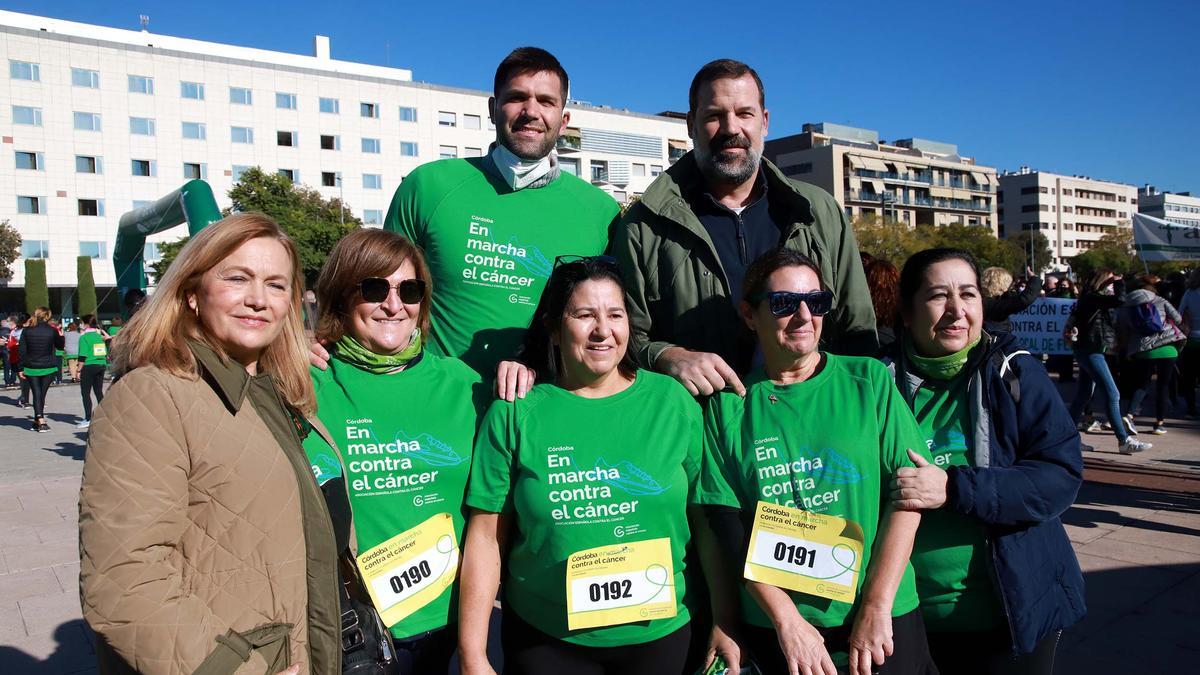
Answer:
[
  {"left": 852, "top": 169, "right": 992, "bottom": 192},
  {"left": 847, "top": 190, "right": 991, "bottom": 213},
  {"left": 557, "top": 129, "right": 582, "bottom": 153},
  {"left": 668, "top": 139, "right": 689, "bottom": 164}
]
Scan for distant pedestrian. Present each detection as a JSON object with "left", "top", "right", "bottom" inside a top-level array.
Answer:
[
  {"left": 19, "top": 307, "right": 65, "bottom": 432},
  {"left": 862, "top": 253, "right": 902, "bottom": 352},
  {"left": 9, "top": 314, "right": 29, "bottom": 404},
  {"left": 75, "top": 315, "right": 107, "bottom": 429},
  {"left": 64, "top": 321, "right": 81, "bottom": 382},
  {"left": 1, "top": 316, "right": 14, "bottom": 388},
  {"left": 1118, "top": 275, "right": 1185, "bottom": 435}
]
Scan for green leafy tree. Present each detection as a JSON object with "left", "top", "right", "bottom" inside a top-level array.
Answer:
[
  {"left": 24, "top": 259, "right": 49, "bottom": 313},
  {"left": 851, "top": 215, "right": 921, "bottom": 265},
  {"left": 926, "top": 223, "right": 1025, "bottom": 273},
  {"left": 149, "top": 237, "right": 191, "bottom": 284},
  {"left": 1070, "top": 229, "right": 1136, "bottom": 277},
  {"left": 77, "top": 256, "right": 98, "bottom": 316},
  {"left": 1007, "top": 231, "right": 1054, "bottom": 273},
  {"left": 0, "top": 219, "right": 20, "bottom": 281}
]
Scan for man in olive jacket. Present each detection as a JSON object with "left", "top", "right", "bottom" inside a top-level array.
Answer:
[{"left": 613, "top": 59, "right": 877, "bottom": 396}]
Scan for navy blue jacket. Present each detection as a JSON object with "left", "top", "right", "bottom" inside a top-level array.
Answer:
[{"left": 891, "top": 331, "right": 1085, "bottom": 654}]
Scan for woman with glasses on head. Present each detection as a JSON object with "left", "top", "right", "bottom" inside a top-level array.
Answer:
[
  {"left": 459, "top": 255, "right": 739, "bottom": 675},
  {"left": 306, "top": 227, "right": 485, "bottom": 674},
  {"left": 697, "top": 248, "right": 936, "bottom": 675}
]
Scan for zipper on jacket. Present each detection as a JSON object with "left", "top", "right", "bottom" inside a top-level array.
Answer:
[{"left": 735, "top": 213, "right": 748, "bottom": 265}]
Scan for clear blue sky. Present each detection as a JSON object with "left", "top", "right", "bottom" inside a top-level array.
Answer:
[{"left": 11, "top": 0, "right": 1198, "bottom": 191}]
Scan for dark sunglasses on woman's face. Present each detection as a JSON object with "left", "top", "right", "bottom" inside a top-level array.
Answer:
[
  {"left": 552, "top": 254, "right": 619, "bottom": 270},
  {"left": 751, "top": 289, "right": 834, "bottom": 317},
  {"left": 357, "top": 277, "right": 426, "bottom": 304}
]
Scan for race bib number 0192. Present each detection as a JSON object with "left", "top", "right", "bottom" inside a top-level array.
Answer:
[
  {"left": 355, "top": 512, "right": 459, "bottom": 628},
  {"left": 744, "top": 501, "right": 864, "bottom": 603},
  {"left": 565, "top": 537, "right": 677, "bottom": 631}
]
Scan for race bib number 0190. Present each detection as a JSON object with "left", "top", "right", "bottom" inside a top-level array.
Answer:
[
  {"left": 744, "top": 501, "right": 864, "bottom": 603},
  {"left": 565, "top": 537, "right": 677, "bottom": 631},
  {"left": 355, "top": 512, "right": 459, "bottom": 628}
]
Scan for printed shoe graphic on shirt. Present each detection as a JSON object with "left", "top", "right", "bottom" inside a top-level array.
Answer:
[
  {"left": 490, "top": 233, "right": 554, "bottom": 278},
  {"left": 595, "top": 458, "right": 669, "bottom": 496},
  {"left": 394, "top": 430, "right": 469, "bottom": 467},
  {"left": 811, "top": 448, "right": 863, "bottom": 485}
]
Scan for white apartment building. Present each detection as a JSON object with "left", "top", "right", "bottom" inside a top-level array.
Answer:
[
  {"left": 996, "top": 168, "right": 1138, "bottom": 270},
  {"left": 1138, "top": 186, "right": 1200, "bottom": 229},
  {"left": 764, "top": 122, "right": 999, "bottom": 232},
  {"left": 0, "top": 9, "right": 690, "bottom": 303}
]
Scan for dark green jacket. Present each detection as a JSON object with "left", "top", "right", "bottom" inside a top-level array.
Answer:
[{"left": 612, "top": 153, "right": 878, "bottom": 373}]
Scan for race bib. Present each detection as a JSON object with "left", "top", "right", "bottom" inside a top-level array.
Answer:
[
  {"left": 744, "top": 501, "right": 864, "bottom": 603},
  {"left": 565, "top": 537, "right": 677, "bottom": 631},
  {"left": 92, "top": 343, "right": 107, "bottom": 357},
  {"left": 355, "top": 513, "right": 459, "bottom": 628}
]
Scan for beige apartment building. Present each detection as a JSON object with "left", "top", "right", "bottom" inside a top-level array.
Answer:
[
  {"left": 996, "top": 169, "right": 1138, "bottom": 271},
  {"left": 764, "top": 122, "right": 998, "bottom": 231}
]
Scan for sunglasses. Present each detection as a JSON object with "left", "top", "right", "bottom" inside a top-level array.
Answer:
[
  {"left": 357, "top": 277, "right": 426, "bottom": 304},
  {"left": 750, "top": 290, "right": 834, "bottom": 317},
  {"left": 553, "top": 254, "right": 619, "bottom": 270}
]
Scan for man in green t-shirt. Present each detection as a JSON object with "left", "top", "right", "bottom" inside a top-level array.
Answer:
[{"left": 382, "top": 47, "right": 618, "bottom": 378}]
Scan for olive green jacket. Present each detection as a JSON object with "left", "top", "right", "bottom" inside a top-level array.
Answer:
[{"left": 612, "top": 153, "right": 878, "bottom": 373}]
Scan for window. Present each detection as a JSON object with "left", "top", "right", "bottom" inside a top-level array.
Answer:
[
  {"left": 439, "top": 145, "right": 458, "bottom": 159},
  {"left": 400, "top": 142, "right": 419, "bottom": 157},
  {"left": 74, "top": 112, "right": 102, "bottom": 131},
  {"left": 363, "top": 173, "right": 382, "bottom": 189},
  {"left": 632, "top": 163, "right": 646, "bottom": 177},
  {"left": 278, "top": 168, "right": 297, "bottom": 182},
  {"left": 76, "top": 155, "right": 101, "bottom": 173},
  {"left": 180, "top": 81, "right": 205, "bottom": 100},
  {"left": 18, "top": 196, "right": 44, "bottom": 214},
  {"left": 182, "top": 122, "right": 207, "bottom": 140},
  {"left": 232, "top": 165, "right": 251, "bottom": 181},
  {"left": 78, "top": 199, "right": 104, "bottom": 216},
  {"left": 321, "top": 171, "right": 339, "bottom": 187},
  {"left": 591, "top": 160, "right": 609, "bottom": 183},
  {"left": 363, "top": 209, "right": 383, "bottom": 225},
  {"left": 319, "top": 97, "right": 339, "bottom": 114},
  {"left": 464, "top": 147, "right": 483, "bottom": 158},
  {"left": 361, "top": 138, "right": 381, "bottom": 154},
  {"left": 438, "top": 111, "right": 456, "bottom": 127},
  {"left": 15, "top": 151, "right": 43, "bottom": 171},
  {"left": 613, "top": 191, "right": 628, "bottom": 203},
  {"left": 79, "top": 241, "right": 107, "bottom": 259},
  {"left": 277, "top": 130, "right": 297, "bottom": 147},
  {"left": 128, "top": 75, "right": 154, "bottom": 94},
  {"left": 276, "top": 92, "right": 297, "bottom": 110},
  {"left": 144, "top": 242, "right": 162, "bottom": 261},
  {"left": 360, "top": 102, "right": 379, "bottom": 118},
  {"left": 130, "top": 116, "right": 156, "bottom": 135},
  {"left": 71, "top": 67, "right": 99, "bottom": 88},
  {"left": 183, "top": 162, "right": 206, "bottom": 180},
  {"left": 650, "top": 165, "right": 663, "bottom": 176},
  {"left": 320, "top": 134, "right": 340, "bottom": 150},
  {"left": 21, "top": 240, "right": 49, "bottom": 259},
  {"left": 9, "top": 60, "right": 39, "bottom": 81},
  {"left": 231, "top": 126, "right": 254, "bottom": 144},
  {"left": 131, "top": 159, "right": 156, "bottom": 177},
  {"left": 560, "top": 157, "right": 580, "bottom": 177},
  {"left": 230, "top": 86, "right": 252, "bottom": 104},
  {"left": 13, "top": 105, "right": 42, "bottom": 126},
  {"left": 464, "top": 114, "right": 482, "bottom": 130},
  {"left": 398, "top": 106, "right": 417, "bottom": 122}
]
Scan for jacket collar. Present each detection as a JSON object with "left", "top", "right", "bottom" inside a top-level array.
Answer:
[{"left": 188, "top": 339, "right": 253, "bottom": 412}]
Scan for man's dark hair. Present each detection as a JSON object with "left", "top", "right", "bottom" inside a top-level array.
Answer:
[
  {"left": 494, "top": 47, "right": 569, "bottom": 102},
  {"left": 689, "top": 59, "right": 765, "bottom": 112}
]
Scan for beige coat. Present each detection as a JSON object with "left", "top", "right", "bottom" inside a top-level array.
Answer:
[{"left": 79, "top": 342, "right": 341, "bottom": 675}]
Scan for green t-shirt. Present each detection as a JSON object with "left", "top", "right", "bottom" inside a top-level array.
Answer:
[
  {"left": 697, "top": 355, "right": 929, "bottom": 629},
  {"left": 466, "top": 371, "right": 702, "bottom": 647},
  {"left": 908, "top": 371, "right": 1003, "bottom": 632},
  {"left": 385, "top": 158, "right": 617, "bottom": 377},
  {"left": 23, "top": 366, "right": 57, "bottom": 377},
  {"left": 106, "top": 325, "right": 122, "bottom": 336},
  {"left": 78, "top": 332, "right": 109, "bottom": 367},
  {"left": 304, "top": 353, "right": 483, "bottom": 639}
]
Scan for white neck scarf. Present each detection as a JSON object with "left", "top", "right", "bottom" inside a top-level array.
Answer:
[{"left": 490, "top": 144, "right": 559, "bottom": 191}]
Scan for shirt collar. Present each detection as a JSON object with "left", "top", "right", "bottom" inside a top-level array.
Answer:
[
  {"left": 696, "top": 170, "right": 769, "bottom": 215},
  {"left": 188, "top": 339, "right": 254, "bottom": 412}
]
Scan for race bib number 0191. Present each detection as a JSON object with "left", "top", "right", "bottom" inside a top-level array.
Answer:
[
  {"left": 565, "top": 537, "right": 677, "bottom": 631},
  {"left": 355, "top": 513, "right": 459, "bottom": 628},
  {"left": 744, "top": 501, "right": 864, "bottom": 603}
]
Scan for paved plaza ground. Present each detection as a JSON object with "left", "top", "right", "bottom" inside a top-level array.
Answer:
[{"left": 0, "top": 379, "right": 1196, "bottom": 673}]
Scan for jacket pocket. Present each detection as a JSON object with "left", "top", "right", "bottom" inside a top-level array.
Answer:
[{"left": 192, "top": 622, "right": 293, "bottom": 675}]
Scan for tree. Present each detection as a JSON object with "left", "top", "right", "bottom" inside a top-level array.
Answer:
[
  {"left": 926, "top": 223, "right": 1024, "bottom": 273},
  {"left": 76, "top": 256, "right": 98, "bottom": 316},
  {"left": 226, "top": 167, "right": 360, "bottom": 285},
  {"left": 149, "top": 237, "right": 191, "bottom": 284},
  {"left": 1007, "top": 231, "right": 1054, "bottom": 273},
  {"left": 851, "top": 215, "right": 921, "bottom": 265},
  {"left": 0, "top": 219, "right": 20, "bottom": 281},
  {"left": 1070, "top": 229, "right": 1136, "bottom": 277},
  {"left": 24, "top": 259, "right": 48, "bottom": 313}
]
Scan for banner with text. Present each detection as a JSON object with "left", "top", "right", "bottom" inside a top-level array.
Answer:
[
  {"left": 1133, "top": 212, "right": 1200, "bottom": 262},
  {"left": 1009, "top": 297, "right": 1077, "bottom": 355}
]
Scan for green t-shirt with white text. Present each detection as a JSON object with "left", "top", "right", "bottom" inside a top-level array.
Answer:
[
  {"left": 697, "top": 355, "right": 929, "bottom": 629},
  {"left": 305, "top": 353, "right": 483, "bottom": 639},
  {"left": 466, "top": 371, "right": 701, "bottom": 647},
  {"left": 385, "top": 158, "right": 617, "bottom": 378}
]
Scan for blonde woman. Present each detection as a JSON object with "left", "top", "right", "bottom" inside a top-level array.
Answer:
[{"left": 79, "top": 213, "right": 345, "bottom": 675}]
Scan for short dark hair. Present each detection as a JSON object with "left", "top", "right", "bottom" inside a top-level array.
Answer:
[
  {"left": 494, "top": 47, "right": 569, "bottom": 103},
  {"left": 742, "top": 248, "right": 825, "bottom": 304},
  {"left": 898, "top": 248, "right": 980, "bottom": 312},
  {"left": 689, "top": 59, "right": 765, "bottom": 113},
  {"left": 520, "top": 258, "right": 638, "bottom": 383}
]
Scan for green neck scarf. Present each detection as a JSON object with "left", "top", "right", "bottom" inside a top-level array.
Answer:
[
  {"left": 333, "top": 329, "right": 422, "bottom": 374},
  {"left": 907, "top": 337, "right": 981, "bottom": 380}
]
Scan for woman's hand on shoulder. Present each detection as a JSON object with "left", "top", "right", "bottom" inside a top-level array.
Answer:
[
  {"left": 495, "top": 361, "right": 535, "bottom": 402},
  {"left": 890, "top": 449, "right": 948, "bottom": 510},
  {"left": 308, "top": 340, "right": 330, "bottom": 370}
]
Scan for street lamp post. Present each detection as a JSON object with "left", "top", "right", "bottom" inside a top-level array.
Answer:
[{"left": 335, "top": 173, "right": 344, "bottom": 227}]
